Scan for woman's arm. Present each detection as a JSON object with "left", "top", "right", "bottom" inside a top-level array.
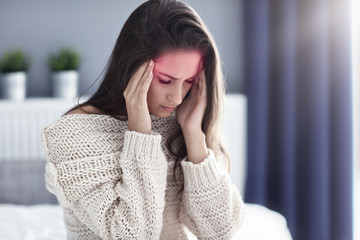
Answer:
[
  {"left": 177, "top": 68, "right": 208, "bottom": 164},
  {"left": 177, "top": 67, "right": 246, "bottom": 238},
  {"left": 43, "top": 60, "right": 168, "bottom": 239},
  {"left": 179, "top": 150, "right": 246, "bottom": 239},
  {"left": 43, "top": 129, "right": 167, "bottom": 239}
]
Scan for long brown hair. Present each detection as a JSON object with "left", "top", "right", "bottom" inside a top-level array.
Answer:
[{"left": 74, "top": 0, "right": 230, "bottom": 172}]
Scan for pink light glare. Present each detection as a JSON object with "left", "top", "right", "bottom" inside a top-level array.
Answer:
[{"left": 152, "top": 50, "right": 203, "bottom": 78}]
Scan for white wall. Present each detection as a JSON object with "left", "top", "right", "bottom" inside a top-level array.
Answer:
[
  {"left": 224, "top": 94, "right": 247, "bottom": 197},
  {"left": 0, "top": 0, "right": 243, "bottom": 97}
]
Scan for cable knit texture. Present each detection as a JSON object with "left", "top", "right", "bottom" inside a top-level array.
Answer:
[{"left": 42, "top": 112, "right": 245, "bottom": 239}]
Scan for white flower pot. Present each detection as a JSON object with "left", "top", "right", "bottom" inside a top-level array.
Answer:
[
  {"left": 1, "top": 72, "right": 27, "bottom": 100},
  {"left": 52, "top": 70, "right": 78, "bottom": 99}
]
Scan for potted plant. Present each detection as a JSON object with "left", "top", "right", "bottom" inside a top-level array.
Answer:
[
  {"left": 48, "top": 48, "right": 80, "bottom": 99},
  {"left": 0, "top": 49, "right": 31, "bottom": 100}
]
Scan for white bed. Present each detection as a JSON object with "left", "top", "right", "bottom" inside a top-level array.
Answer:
[
  {"left": 0, "top": 203, "right": 292, "bottom": 240},
  {"left": 0, "top": 94, "right": 293, "bottom": 239}
]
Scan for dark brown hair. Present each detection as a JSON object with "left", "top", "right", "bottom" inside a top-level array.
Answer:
[{"left": 73, "top": 0, "right": 230, "bottom": 172}]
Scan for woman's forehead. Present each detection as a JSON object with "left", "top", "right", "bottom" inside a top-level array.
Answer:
[{"left": 153, "top": 50, "right": 202, "bottom": 77}]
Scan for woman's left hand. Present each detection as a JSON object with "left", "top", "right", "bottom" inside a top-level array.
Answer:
[
  {"left": 176, "top": 68, "right": 207, "bottom": 135},
  {"left": 176, "top": 68, "right": 208, "bottom": 164}
]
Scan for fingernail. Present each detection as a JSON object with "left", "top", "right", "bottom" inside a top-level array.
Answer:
[{"left": 149, "top": 60, "right": 154, "bottom": 67}]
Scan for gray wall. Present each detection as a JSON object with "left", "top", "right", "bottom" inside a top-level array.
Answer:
[{"left": 0, "top": 0, "right": 243, "bottom": 97}]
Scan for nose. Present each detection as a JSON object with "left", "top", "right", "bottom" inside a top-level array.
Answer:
[{"left": 167, "top": 85, "right": 183, "bottom": 106}]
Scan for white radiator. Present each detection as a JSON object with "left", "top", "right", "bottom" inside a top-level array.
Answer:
[{"left": 0, "top": 98, "right": 77, "bottom": 161}]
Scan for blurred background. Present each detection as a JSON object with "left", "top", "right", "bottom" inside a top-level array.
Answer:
[
  {"left": 0, "top": 0, "right": 244, "bottom": 97},
  {"left": 0, "top": 0, "right": 358, "bottom": 240}
]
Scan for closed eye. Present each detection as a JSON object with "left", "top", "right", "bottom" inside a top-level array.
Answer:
[
  {"left": 159, "top": 78, "right": 195, "bottom": 85},
  {"left": 186, "top": 79, "right": 195, "bottom": 85},
  {"left": 159, "top": 79, "right": 171, "bottom": 84}
]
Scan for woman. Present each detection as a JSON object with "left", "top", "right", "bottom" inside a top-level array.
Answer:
[{"left": 42, "top": 0, "right": 245, "bottom": 239}]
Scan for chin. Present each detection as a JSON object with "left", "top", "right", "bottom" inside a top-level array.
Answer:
[
  {"left": 150, "top": 108, "right": 173, "bottom": 118},
  {"left": 152, "top": 111, "right": 172, "bottom": 118}
]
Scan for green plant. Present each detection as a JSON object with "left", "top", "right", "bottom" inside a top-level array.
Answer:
[
  {"left": 0, "top": 49, "right": 31, "bottom": 73},
  {"left": 48, "top": 48, "right": 80, "bottom": 71}
]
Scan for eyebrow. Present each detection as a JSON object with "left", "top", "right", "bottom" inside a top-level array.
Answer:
[{"left": 158, "top": 72, "right": 197, "bottom": 80}]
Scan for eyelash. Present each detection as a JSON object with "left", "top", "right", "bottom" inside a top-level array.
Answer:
[
  {"left": 159, "top": 79, "right": 171, "bottom": 85},
  {"left": 159, "top": 79, "right": 195, "bottom": 85}
]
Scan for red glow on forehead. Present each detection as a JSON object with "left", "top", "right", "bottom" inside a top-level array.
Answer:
[{"left": 153, "top": 50, "right": 202, "bottom": 80}]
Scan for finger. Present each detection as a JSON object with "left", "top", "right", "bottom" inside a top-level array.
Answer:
[
  {"left": 189, "top": 84, "right": 198, "bottom": 100},
  {"left": 198, "top": 70, "right": 206, "bottom": 97},
  {"left": 129, "top": 61, "right": 150, "bottom": 95},
  {"left": 138, "top": 68, "right": 153, "bottom": 99},
  {"left": 136, "top": 60, "right": 153, "bottom": 101},
  {"left": 199, "top": 58, "right": 204, "bottom": 71},
  {"left": 189, "top": 72, "right": 202, "bottom": 99},
  {"left": 125, "top": 61, "right": 151, "bottom": 96},
  {"left": 138, "top": 60, "right": 154, "bottom": 89}
]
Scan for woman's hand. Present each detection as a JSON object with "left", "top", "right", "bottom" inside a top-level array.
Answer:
[
  {"left": 124, "top": 60, "right": 154, "bottom": 134},
  {"left": 176, "top": 68, "right": 208, "bottom": 164},
  {"left": 176, "top": 68, "right": 207, "bottom": 135}
]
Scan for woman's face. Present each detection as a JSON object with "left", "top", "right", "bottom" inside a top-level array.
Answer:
[{"left": 147, "top": 50, "right": 202, "bottom": 118}]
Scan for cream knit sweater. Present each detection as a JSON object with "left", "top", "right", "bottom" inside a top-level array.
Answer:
[{"left": 42, "top": 112, "right": 245, "bottom": 239}]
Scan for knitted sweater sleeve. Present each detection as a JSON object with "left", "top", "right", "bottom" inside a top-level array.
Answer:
[
  {"left": 42, "top": 128, "right": 168, "bottom": 240},
  {"left": 179, "top": 149, "right": 246, "bottom": 239}
]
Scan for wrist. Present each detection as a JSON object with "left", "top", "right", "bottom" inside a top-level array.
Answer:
[
  {"left": 127, "top": 115, "right": 152, "bottom": 134},
  {"left": 182, "top": 127, "right": 203, "bottom": 136},
  {"left": 183, "top": 131, "right": 208, "bottom": 164}
]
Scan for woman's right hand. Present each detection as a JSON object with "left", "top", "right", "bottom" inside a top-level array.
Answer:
[{"left": 123, "top": 60, "right": 154, "bottom": 134}]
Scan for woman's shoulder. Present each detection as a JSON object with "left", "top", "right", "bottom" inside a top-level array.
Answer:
[
  {"left": 44, "top": 105, "right": 128, "bottom": 138},
  {"left": 65, "top": 105, "right": 104, "bottom": 115},
  {"left": 62, "top": 105, "right": 126, "bottom": 125},
  {"left": 42, "top": 105, "right": 128, "bottom": 163}
]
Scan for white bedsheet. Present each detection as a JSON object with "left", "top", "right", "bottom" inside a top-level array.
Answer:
[
  {"left": 234, "top": 204, "right": 293, "bottom": 240},
  {"left": 0, "top": 204, "right": 66, "bottom": 240},
  {"left": 0, "top": 203, "right": 292, "bottom": 240}
]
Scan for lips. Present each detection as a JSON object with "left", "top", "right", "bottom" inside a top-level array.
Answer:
[{"left": 161, "top": 105, "right": 175, "bottom": 112}]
